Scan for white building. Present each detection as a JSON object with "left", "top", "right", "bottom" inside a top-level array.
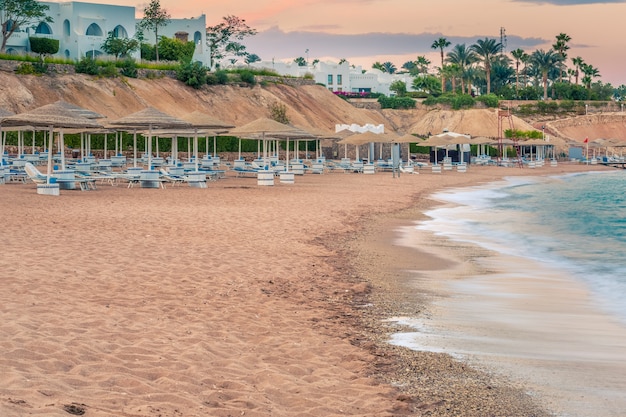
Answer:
[
  {"left": 249, "top": 59, "right": 416, "bottom": 96},
  {"left": 3, "top": 1, "right": 210, "bottom": 66}
]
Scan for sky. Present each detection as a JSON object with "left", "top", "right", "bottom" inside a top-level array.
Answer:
[{"left": 90, "top": 0, "right": 626, "bottom": 86}]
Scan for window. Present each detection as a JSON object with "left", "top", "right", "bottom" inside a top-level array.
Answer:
[
  {"left": 35, "top": 22, "right": 52, "bottom": 35},
  {"left": 327, "top": 74, "right": 333, "bottom": 85},
  {"left": 63, "top": 20, "right": 70, "bottom": 37},
  {"left": 337, "top": 74, "right": 342, "bottom": 85},
  {"left": 112, "top": 25, "right": 128, "bottom": 39},
  {"left": 86, "top": 23, "right": 103, "bottom": 36}
]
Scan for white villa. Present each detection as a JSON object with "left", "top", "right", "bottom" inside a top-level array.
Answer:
[
  {"left": 3, "top": 1, "right": 210, "bottom": 66},
  {"left": 249, "top": 59, "right": 418, "bottom": 96}
]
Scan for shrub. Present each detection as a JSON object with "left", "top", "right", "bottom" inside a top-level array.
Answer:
[
  {"left": 29, "top": 37, "right": 59, "bottom": 56},
  {"left": 75, "top": 56, "right": 100, "bottom": 75},
  {"left": 99, "top": 61, "right": 118, "bottom": 78},
  {"left": 15, "top": 62, "right": 37, "bottom": 75},
  {"left": 176, "top": 61, "right": 207, "bottom": 89},
  {"left": 450, "top": 94, "right": 475, "bottom": 110},
  {"left": 119, "top": 57, "right": 138, "bottom": 78},
  {"left": 475, "top": 93, "right": 499, "bottom": 108},
  {"left": 378, "top": 96, "right": 416, "bottom": 109},
  {"left": 238, "top": 69, "right": 255, "bottom": 85}
]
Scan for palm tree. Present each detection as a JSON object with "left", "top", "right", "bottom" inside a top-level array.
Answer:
[
  {"left": 511, "top": 48, "right": 528, "bottom": 95},
  {"left": 530, "top": 49, "right": 563, "bottom": 99},
  {"left": 382, "top": 61, "right": 397, "bottom": 74},
  {"left": 412, "top": 75, "right": 441, "bottom": 95},
  {"left": 446, "top": 44, "right": 477, "bottom": 94},
  {"left": 572, "top": 56, "right": 584, "bottom": 85},
  {"left": 431, "top": 37, "right": 451, "bottom": 92},
  {"left": 442, "top": 64, "right": 461, "bottom": 93},
  {"left": 580, "top": 63, "right": 600, "bottom": 89},
  {"left": 416, "top": 55, "right": 431, "bottom": 74},
  {"left": 371, "top": 61, "right": 384, "bottom": 71},
  {"left": 471, "top": 37, "right": 502, "bottom": 95},
  {"left": 552, "top": 33, "right": 571, "bottom": 82}
]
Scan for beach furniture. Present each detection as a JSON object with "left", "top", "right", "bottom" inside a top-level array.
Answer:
[{"left": 24, "top": 162, "right": 96, "bottom": 191}]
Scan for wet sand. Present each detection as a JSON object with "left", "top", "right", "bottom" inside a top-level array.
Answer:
[{"left": 0, "top": 162, "right": 612, "bottom": 416}]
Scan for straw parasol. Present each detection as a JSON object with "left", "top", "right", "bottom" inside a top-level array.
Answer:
[
  {"left": 108, "top": 107, "right": 192, "bottom": 169},
  {"left": 1, "top": 102, "right": 103, "bottom": 187},
  {"left": 0, "top": 109, "right": 16, "bottom": 161},
  {"left": 179, "top": 111, "right": 236, "bottom": 167},
  {"left": 229, "top": 118, "right": 301, "bottom": 166}
]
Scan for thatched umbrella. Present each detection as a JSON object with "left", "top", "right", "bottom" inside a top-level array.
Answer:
[
  {"left": 337, "top": 131, "right": 397, "bottom": 162},
  {"left": 180, "top": 111, "right": 235, "bottom": 166},
  {"left": 229, "top": 118, "right": 301, "bottom": 167},
  {"left": 262, "top": 126, "right": 316, "bottom": 171},
  {"left": 0, "top": 108, "right": 15, "bottom": 167},
  {"left": 1, "top": 102, "right": 103, "bottom": 192},
  {"left": 108, "top": 107, "right": 191, "bottom": 169}
]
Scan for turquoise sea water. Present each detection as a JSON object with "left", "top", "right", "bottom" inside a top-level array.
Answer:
[{"left": 422, "top": 170, "right": 626, "bottom": 325}]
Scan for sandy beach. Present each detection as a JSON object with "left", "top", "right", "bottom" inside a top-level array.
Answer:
[{"left": 0, "top": 162, "right": 614, "bottom": 417}]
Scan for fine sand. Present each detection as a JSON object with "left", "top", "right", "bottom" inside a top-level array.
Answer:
[{"left": 0, "top": 162, "right": 611, "bottom": 417}]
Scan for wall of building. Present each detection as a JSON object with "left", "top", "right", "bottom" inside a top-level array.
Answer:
[{"left": 4, "top": 1, "right": 209, "bottom": 66}]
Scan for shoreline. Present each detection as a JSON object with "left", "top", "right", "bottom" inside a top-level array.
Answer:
[
  {"left": 0, "top": 163, "right": 613, "bottom": 417},
  {"left": 352, "top": 167, "right": 626, "bottom": 417}
]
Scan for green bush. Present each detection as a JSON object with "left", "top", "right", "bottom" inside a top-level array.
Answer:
[
  {"left": 450, "top": 94, "right": 475, "bottom": 110},
  {"left": 99, "top": 61, "right": 118, "bottom": 78},
  {"left": 238, "top": 69, "right": 256, "bottom": 85},
  {"left": 29, "top": 37, "right": 59, "bottom": 56},
  {"left": 377, "top": 96, "right": 416, "bottom": 109},
  {"left": 75, "top": 56, "right": 100, "bottom": 75},
  {"left": 119, "top": 57, "right": 138, "bottom": 78},
  {"left": 475, "top": 93, "right": 499, "bottom": 108},
  {"left": 15, "top": 62, "right": 37, "bottom": 75},
  {"left": 176, "top": 61, "right": 207, "bottom": 89}
]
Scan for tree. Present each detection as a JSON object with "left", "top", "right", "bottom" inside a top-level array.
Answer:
[
  {"left": 511, "top": 48, "right": 528, "bottom": 95},
  {"left": 412, "top": 75, "right": 441, "bottom": 96},
  {"left": 389, "top": 80, "right": 407, "bottom": 97},
  {"left": 371, "top": 61, "right": 384, "bottom": 71},
  {"left": 415, "top": 56, "right": 431, "bottom": 74},
  {"left": 531, "top": 49, "right": 562, "bottom": 100},
  {"left": 29, "top": 36, "right": 58, "bottom": 58},
  {"left": 158, "top": 36, "right": 195, "bottom": 62},
  {"left": 446, "top": 44, "right": 477, "bottom": 94},
  {"left": 293, "top": 56, "right": 306, "bottom": 66},
  {"left": 138, "top": 0, "right": 170, "bottom": 62},
  {"left": 552, "top": 32, "right": 571, "bottom": 82},
  {"left": 206, "top": 15, "right": 257, "bottom": 69},
  {"left": 225, "top": 42, "right": 247, "bottom": 66},
  {"left": 382, "top": 61, "right": 397, "bottom": 74},
  {"left": 471, "top": 37, "right": 502, "bottom": 95},
  {"left": 1, "top": 0, "right": 51, "bottom": 52},
  {"left": 572, "top": 56, "right": 584, "bottom": 85},
  {"left": 245, "top": 53, "right": 260, "bottom": 64},
  {"left": 431, "top": 37, "right": 451, "bottom": 92},
  {"left": 580, "top": 63, "right": 600, "bottom": 89},
  {"left": 101, "top": 30, "right": 139, "bottom": 59}
]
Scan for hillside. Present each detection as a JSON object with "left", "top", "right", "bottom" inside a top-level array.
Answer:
[{"left": 1, "top": 68, "right": 623, "bottom": 150}]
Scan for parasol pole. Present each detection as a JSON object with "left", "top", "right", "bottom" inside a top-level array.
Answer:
[
  {"left": 133, "top": 130, "right": 137, "bottom": 168},
  {"left": 213, "top": 135, "right": 217, "bottom": 157},
  {"left": 194, "top": 129, "right": 199, "bottom": 172},
  {"left": 104, "top": 132, "right": 108, "bottom": 159},
  {"left": 286, "top": 137, "right": 290, "bottom": 172},
  {"left": 147, "top": 125, "right": 153, "bottom": 170},
  {"left": 46, "top": 125, "right": 53, "bottom": 184},
  {"left": 32, "top": 130, "right": 35, "bottom": 154}
]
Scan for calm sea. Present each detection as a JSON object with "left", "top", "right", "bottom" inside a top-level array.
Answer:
[{"left": 421, "top": 170, "right": 626, "bottom": 324}]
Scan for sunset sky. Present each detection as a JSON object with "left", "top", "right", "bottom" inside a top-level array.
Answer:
[{"left": 93, "top": 0, "right": 626, "bottom": 85}]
